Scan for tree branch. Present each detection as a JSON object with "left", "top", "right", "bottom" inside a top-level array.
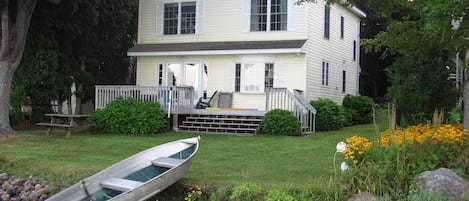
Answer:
[{"left": 11, "top": 0, "right": 37, "bottom": 69}]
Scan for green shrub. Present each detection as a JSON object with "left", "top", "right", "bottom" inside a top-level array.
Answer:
[
  {"left": 310, "top": 98, "right": 346, "bottom": 131},
  {"left": 88, "top": 97, "right": 167, "bottom": 134},
  {"left": 229, "top": 183, "right": 263, "bottom": 201},
  {"left": 343, "top": 108, "right": 354, "bottom": 127},
  {"left": 264, "top": 185, "right": 302, "bottom": 201},
  {"left": 264, "top": 189, "right": 297, "bottom": 201},
  {"left": 342, "top": 94, "right": 375, "bottom": 125},
  {"left": 260, "top": 109, "right": 301, "bottom": 136},
  {"left": 209, "top": 186, "right": 232, "bottom": 201},
  {"left": 448, "top": 108, "right": 462, "bottom": 123}
]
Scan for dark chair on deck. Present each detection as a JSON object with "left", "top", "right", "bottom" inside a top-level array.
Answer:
[{"left": 196, "top": 90, "right": 218, "bottom": 109}]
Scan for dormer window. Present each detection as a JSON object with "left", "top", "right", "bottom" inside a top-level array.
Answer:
[{"left": 250, "top": 0, "right": 288, "bottom": 31}]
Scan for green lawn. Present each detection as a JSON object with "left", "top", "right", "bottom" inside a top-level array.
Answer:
[{"left": 0, "top": 109, "right": 389, "bottom": 190}]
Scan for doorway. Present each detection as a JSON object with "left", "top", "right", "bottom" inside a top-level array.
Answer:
[{"left": 165, "top": 61, "right": 208, "bottom": 102}]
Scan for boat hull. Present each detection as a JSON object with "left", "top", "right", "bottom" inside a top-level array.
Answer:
[{"left": 47, "top": 136, "right": 200, "bottom": 201}]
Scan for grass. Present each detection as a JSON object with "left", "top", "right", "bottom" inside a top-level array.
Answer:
[{"left": 0, "top": 109, "right": 389, "bottom": 191}]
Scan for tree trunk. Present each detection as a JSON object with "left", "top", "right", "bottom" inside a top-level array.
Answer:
[
  {"left": 463, "top": 50, "right": 469, "bottom": 130},
  {"left": 0, "top": 61, "right": 15, "bottom": 136},
  {"left": 0, "top": 0, "right": 38, "bottom": 136},
  {"left": 74, "top": 57, "right": 85, "bottom": 115}
]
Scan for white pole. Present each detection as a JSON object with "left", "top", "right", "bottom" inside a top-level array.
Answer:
[
  {"left": 167, "top": 87, "right": 172, "bottom": 118},
  {"left": 456, "top": 52, "right": 460, "bottom": 89}
]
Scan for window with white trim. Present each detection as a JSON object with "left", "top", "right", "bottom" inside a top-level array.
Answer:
[
  {"left": 340, "top": 16, "right": 344, "bottom": 39},
  {"left": 322, "top": 61, "right": 329, "bottom": 86},
  {"left": 324, "top": 6, "right": 330, "bottom": 39},
  {"left": 162, "top": 1, "right": 197, "bottom": 35},
  {"left": 342, "top": 70, "right": 346, "bottom": 93},
  {"left": 353, "top": 40, "right": 357, "bottom": 61},
  {"left": 234, "top": 63, "right": 275, "bottom": 93},
  {"left": 251, "top": 0, "right": 288, "bottom": 31},
  {"left": 235, "top": 64, "right": 241, "bottom": 92},
  {"left": 265, "top": 63, "right": 274, "bottom": 89}
]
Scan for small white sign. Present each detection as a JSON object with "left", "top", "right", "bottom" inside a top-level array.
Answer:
[{"left": 336, "top": 142, "right": 346, "bottom": 153}]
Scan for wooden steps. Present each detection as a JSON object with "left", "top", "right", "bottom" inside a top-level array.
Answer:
[{"left": 179, "top": 114, "right": 263, "bottom": 135}]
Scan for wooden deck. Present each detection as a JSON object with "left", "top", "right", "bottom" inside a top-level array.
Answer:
[
  {"left": 191, "top": 109, "right": 265, "bottom": 116},
  {"left": 95, "top": 86, "right": 316, "bottom": 134}
]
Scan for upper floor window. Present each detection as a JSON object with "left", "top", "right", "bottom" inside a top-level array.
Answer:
[
  {"left": 353, "top": 40, "right": 357, "bottom": 61},
  {"left": 324, "top": 6, "right": 330, "bottom": 39},
  {"left": 340, "top": 16, "right": 344, "bottom": 39},
  {"left": 250, "top": 0, "right": 288, "bottom": 32},
  {"left": 163, "top": 1, "right": 196, "bottom": 35},
  {"left": 157, "top": 0, "right": 203, "bottom": 35}
]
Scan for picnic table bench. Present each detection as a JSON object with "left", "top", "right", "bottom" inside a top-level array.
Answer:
[{"left": 36, "top": 114, "right": 91, "bottom": 138}]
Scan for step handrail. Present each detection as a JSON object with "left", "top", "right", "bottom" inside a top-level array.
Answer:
[{"left": 266, "top": 88, "right": 316, "bottom": 133}]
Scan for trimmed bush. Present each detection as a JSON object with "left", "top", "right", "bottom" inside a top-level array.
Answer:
[
  {"left": 342, "top": 94, "right": 375, "bottom": 125},
  {"left": 88, "top": 97, "right": 167, "bottom": 134},
  {"left": 310, "top": 98, "right": 346, "bottom": 131},
  {"left": 260, "top": 109, "right": 301, "bottom": 136}
]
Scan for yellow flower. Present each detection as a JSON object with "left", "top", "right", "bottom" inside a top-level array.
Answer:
[{"left": 343, "top": 136, "right": 371, "bottom": 161}]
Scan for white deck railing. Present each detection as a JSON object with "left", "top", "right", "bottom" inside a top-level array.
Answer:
[
  {"left": 95, "top": 85, "right": 194, "bottom": 114},
  {"left": 266, "top": 88, "right": 316, "bottom": 133},
  {"left": 95, "top": 86, "right": 316, "bottom": 133}
]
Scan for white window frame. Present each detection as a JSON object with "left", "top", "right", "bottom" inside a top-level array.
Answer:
[
  {"left": 324, "top": 5, "right": 330, "bottom": 39},
  {"left": 340, "top": 16, "right": 344, "bottom": 39},
  {"left": 322, "top": 61, "right": 329, "bottom": 86},
  {"left": 233, "top": 63, "right": 277, "bottom": 93},
  {"left": 250, "top": 0, "right": 288, "bottom": 32},
  {"left": 242, "top": 0, "right": 295, "bottom": 32},
  {"left": 156, "top": 60, "right": 207, "bottom": 99},
  {"left": 156, "top": 0, "right": 204, "bottom": 35}
]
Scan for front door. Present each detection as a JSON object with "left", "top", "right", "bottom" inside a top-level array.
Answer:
[{"left": 165, "top": 61, "right": 207, "bottom": 102}]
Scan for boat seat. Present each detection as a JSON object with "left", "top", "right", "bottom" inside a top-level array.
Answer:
[
  {"left": 100, "top": 177, "right": 143, "bottom": 192},
  {"left": 151, "top": 157, "right": 184, "bottom": 168}
]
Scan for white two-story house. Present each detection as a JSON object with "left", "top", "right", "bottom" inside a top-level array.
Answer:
[
  {"left": 96, "top": 0, "right": 365, "bottom": 134},
  {"left": 127, "top": 0, "right": 365, "bottom": 107}
]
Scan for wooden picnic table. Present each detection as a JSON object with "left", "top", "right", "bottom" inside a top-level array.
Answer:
[{"left": 36, "top": 114, "right": 91, "bottom": 138}]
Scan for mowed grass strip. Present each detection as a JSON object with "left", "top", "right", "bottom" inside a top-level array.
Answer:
[{"left": 0, "top": 109, "right": 389, "bottom": 189}]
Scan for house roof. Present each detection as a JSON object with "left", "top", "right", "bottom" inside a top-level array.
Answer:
[{"left": 127, "top": 40, "right": 307, "bottom": 56}]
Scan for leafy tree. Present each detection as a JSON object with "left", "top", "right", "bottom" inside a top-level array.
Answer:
[
  {"left": 8, "top": 0, "right": 137, "bottom": 128},
  {"left": 299, "top": 0, "right": 467, "bottom": 127},
  {"left": 361, "top": 0, "right": 465, "bottom": 125}
]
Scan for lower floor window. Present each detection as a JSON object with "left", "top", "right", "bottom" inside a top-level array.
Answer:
[
  {"left": 342, "top": 70, "right": 346, "bottom": 93},
  {"left": 322, "top": 61, "right": 329, "bottom": 86},
  {"left": 235, "top": 63, "right": 274, "bottom": 93}
]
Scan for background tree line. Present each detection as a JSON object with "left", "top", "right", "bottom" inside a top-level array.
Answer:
[
  {"left": 299, "top": 0, "right": 467, "bottom": 127},
  {"left": 9, "top": 0, "right": 138, "bottom": 125}
]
